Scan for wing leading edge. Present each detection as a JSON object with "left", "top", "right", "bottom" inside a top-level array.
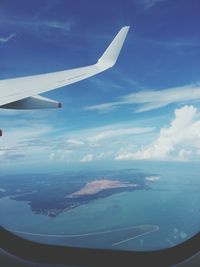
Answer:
[
  {"left": 0, "top": 26, "right": 130, "bottom": 136},
  {"left": 0, "top": 26, "right": 130, "bottom": 108}
]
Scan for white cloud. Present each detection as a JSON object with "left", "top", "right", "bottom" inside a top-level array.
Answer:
[
  {"left": 115, "top": 105, "right": 200, "bottom": 161},
  {"left": 147, "top": 38, "right": 200, "bottom": 49},
  {"left": 80, "top": 154, "right": 94, "bottom": 163},
  {"left": 0, "top": 17, "right": 74, "bottom": 41},
  {"left": 145, "top": 176, "right": 160, "bottom": 181},
  {"left": 0, "top": 33, "right": 16, "bottom": 44},
  {"left": 61, "top": 123, "right": 154, "bottom": 147},
  {"left": 0, "top": 117, "right": 154, "bottom": 166},
  {"left": 66, "top": 138, "right": 85, "bottom": 147},
  {"left": 137, "top": 0, "right": 166, "bottom": 9},
  {"left": 0, "top": 125, "right": 53, "bottom": 162},
  {"left": 85, "top": 102, "right": 121, "bottom": 113},
  {"left": 97, "top": 152, "right": 112, "bottom": 159},
  {"left": 85, "top": 83, "right": 200, "bottom": 113},
  {"left": 48, "top": 149, "right": 73, "bottom": 161},
  {"left": 48, "top": 123, "right": 154, "bottom": 163},
  {"left": 41, "top": 19, "right": 73, "bottom": 32},
  {"left": 178, "top": 149, "right": 192, "bottom": 160},
  {"left": 4, "top": 125, "right": 51, "bottom": 145},
  {"left": 87, "top": 127, "right": 154, "bottom": 143},
  {"left": 0, "top": 150, "right": 6, "bottom": 157},
  {"left": 49, "top": 152, "right": 55, "bottom": 161}
]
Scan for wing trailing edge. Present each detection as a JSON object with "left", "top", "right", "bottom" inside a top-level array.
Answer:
[{"left": 1, "top": 95, "right": 61, "bottom": 109}]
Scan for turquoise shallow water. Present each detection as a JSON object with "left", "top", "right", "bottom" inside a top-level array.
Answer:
[{"left": 0, "top": 161, "right": 199, "bottom": 251}]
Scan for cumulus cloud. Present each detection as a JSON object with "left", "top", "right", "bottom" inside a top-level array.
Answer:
[
  {"left": 85, "top": 83, "right": 200, "bottom": 113},
  {"left": 45, "top": 123, "right": 153, "bottom": 163},
  {"left": 115, "top": 105, "right": 200, "bottom": 161},
  {"left": 80, "top": 154, "right": 94, "bottom": 163},
  {"left": 0, "top": 118, "right": 154, "bottom": 166}
]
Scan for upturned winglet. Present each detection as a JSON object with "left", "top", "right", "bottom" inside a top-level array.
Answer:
[{"left": 97, "top": 26, "right": 130, "bottom": 69}]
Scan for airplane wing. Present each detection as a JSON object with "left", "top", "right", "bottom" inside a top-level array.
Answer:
[{"left": 0, "top": 26, "right": 130, "bottom": 110}]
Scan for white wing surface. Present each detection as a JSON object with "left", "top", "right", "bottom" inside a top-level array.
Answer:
[{"left": 0, "top": 26, "right": 130, "bottom": 109}]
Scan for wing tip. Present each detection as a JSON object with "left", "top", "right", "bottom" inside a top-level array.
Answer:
[
  {"left": 121, "top": 26, "right": 130, "bottom": 31},
  {"left": 97, "top": 26, "right": 130, "bottom": 68}
]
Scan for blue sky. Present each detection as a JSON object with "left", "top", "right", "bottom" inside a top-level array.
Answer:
[{"left": 1, "top": 0, "right": 200, "bottom": 173}]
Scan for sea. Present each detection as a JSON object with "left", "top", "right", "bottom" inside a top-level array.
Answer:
[{"left": 0, "top": 161, "right": 199, "bottom": 251}]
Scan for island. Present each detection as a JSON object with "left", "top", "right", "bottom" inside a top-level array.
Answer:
[
  {"left": 12, "top": 178, "right": 144, "bottom": 217},
  {"left": 0, "top": 170, "right": 154, "bottom": 217},
  {"left": 67, "top": 179, "right": 139, "bottom": 197}
]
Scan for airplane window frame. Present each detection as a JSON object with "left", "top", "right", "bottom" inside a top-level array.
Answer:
[{"left": 0, "top": 226, "right": 199, "bottom": 267}]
